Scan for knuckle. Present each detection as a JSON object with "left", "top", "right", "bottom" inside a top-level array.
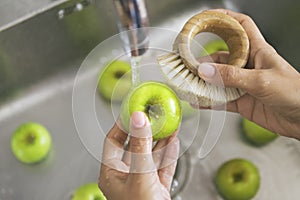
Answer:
[
  {"left": 160, "top": 170, "right": 174, "bottom": 181},
  {"left": 239, "top": 13, "right": 253, "bottom": 24},
  {"left": 243, "top": 14, "right": 252, "bottom": 22},
  {"left": 98, "top": 179, "right": 106, "bottom": 193},
  {"left": 220, "top": 66, "right": 237, "bottom": 86},
  {"left": 131, "top": 137, "right": 149, "bottom": 145},
  {"left": 255, "top": 71, "right": 271, "bottom": 91},
  {"left": 129, "top": 137, "right": 151, "bottom": 152}
]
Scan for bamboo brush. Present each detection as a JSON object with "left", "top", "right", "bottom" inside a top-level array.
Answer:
[{"left": 157, "top": 10, "right": 249, "bottom": 107}]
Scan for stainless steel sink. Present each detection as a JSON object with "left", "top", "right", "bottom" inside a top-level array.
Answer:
[{"left": 1, "top": 0, "right": 300, "bottom": 199}]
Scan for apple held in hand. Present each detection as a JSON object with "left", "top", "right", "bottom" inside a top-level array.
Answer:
[
  {"left": 11, "top": 122, "right": 52, "bottom": 164},
  {"left": 201, "top": 39, "right": 228, "bottom": 56},
  {"left": 215, "top": 158, "right": 260, "bottom": 200},
  {"left": 98, "top": 60, "right": 132, "bottom": 101},
  {"left": 72, "top": 182, "right": 106, "bottom": 200},
  {"left": 121, "top": 81, "right": 182, "bottom": 141},
  {"left": 242, "top": 118, "right": 278, "bottom": 146}
]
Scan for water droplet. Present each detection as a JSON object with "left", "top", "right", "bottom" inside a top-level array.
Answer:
[
  {"left": 171, "top": 178, "right": 179, "bottom": 192},
  {"left": 75, "top": 3, "right": 83, "bottom": 11},
  {"left": 57, "top": 10, "right": 65, "bottom": 19},
  {"left": 130, "top": 56, "right": 141, "bottom": 86}
]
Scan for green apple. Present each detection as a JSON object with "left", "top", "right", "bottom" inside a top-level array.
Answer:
[
  {"left": 242, "top": 118, "right": 278, "bottom": 146},
  {"left": 180, "top": 100, "right": 196, "bottom": 119},
  {"left": 11, "top": 122, "right": 52, "bottom": 164},
  {"left": 201, "top": 40, "right": 228, "bottom": 56},
  {"left": 72, "top": 182, "right": 106, "bottom": 200},
  {"left": 121, "top": 81, "right": 182, "bottom": 141},
  {"left": 98, "top": 60, "right": 132, "bottom": 101},
  {"left": 215, "top": 158, "right": 260, "bottom": 200}
]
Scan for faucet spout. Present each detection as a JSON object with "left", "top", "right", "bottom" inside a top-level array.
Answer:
[{"left": 113, "top": 0, "right": 149, "bottom": 56}]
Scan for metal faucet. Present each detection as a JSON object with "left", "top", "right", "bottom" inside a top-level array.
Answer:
[{"left": 112, "top": 0, "right": 149, "bottom": 57}]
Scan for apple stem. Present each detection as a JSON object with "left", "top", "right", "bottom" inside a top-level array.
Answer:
[
  {"left": 146, "top": 104, "right": 163, "bottom": 120},
  {"left": 146, "top": 105, "right": 159, "bottom": 119},
  {"left": 26, "top": 133, "right": 36, "bottom": 144},
  {"left": 149, "top": 110, "right": 159, "bottom": 119},
  {"left": 233, "top": 172, "right": 244, "bottom": 183},
  {"left": 114, "top": 71, "right": 125, "bottom": 79}
]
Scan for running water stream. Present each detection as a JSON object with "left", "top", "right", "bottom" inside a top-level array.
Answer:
[{"left": 130, "top": 56, "right": 142, "bottom": 86}]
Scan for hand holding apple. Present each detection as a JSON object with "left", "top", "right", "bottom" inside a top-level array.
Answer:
[
  {"left": 214, "top": 158, "right": 260, "bottom": 200},
  {"left": 11, "top": 122, "right": 52, "bottom": 164},
  {"left": 120, "top": 81, "right": 182, "bottom": 141},
  {"left": 99, "top": 112, "right": 179, "bottom": 200}
]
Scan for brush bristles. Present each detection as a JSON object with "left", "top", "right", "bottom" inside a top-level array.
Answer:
[{"left": 157, "top": 53, "right": 245, "bottom": 107}]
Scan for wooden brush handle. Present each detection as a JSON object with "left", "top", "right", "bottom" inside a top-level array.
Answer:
[{"left": 174, "top": 10, "right": 250, "bottom": 75}]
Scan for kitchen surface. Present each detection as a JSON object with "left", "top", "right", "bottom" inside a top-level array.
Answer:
[{"left": 0, "top": 0, "right": 300, "bottom": 199}]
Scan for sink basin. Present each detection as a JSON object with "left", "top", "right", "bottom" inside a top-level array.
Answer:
[{"left": 0, "top": 0, "right": 300, "bottom": 199}]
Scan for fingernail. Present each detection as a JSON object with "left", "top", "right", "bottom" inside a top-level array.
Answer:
[
  {"left": 131, "top": 111, "right": 147, "bottom": 128},
  {"left": 198, "top": 63, "right": 215, "bottom": 78}
]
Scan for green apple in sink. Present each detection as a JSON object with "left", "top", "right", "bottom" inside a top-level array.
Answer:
[
  {"left": 201, "top": 39, "right": 228, "bottom": 56},
  {"left": 242, "top": 118, "right": 278, "bottom": 146},
  {"left": 11, "top": 122, "right": 52, "bottom": 164},
  {"left": 214, "top": 158, "right": 260, "bottom": 200},
  {"left": 180, "top": 100, "right": 196, "bottom": 119},
  {"left": 98, "top": 60, "right": 132, "bottom": 102},
  {"left": 72, "top": 182, "right": 106, "bottom": 200},
  {"left": 120, "top": 81, "right": 182, "bottom": 141}
]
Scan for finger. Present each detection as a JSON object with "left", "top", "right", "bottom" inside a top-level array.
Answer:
[
  {"left": 102, "top": 120, "right": 128, "bottom": 162},
  {"left": 153, "top": 130, "right": 179, "bottom": 151},
  {"left": 152, "top": 137, "right": 169, "bottom": 169},
  {"left": 99, "top": 160, "right": 128, "bottom": 199},
  {"left": 198, "top": 62, "right": 262, "bottom": 94},
  {"left": 106, "top": 118, "right": 128, "bottom": 148},
  {"left": 122, "top": 139, "right": 131, "bottom": 166},
  {"left": 191, "top": 94, "right": 256, "bottom": 117},
  {"left": 128, "top": 111, "right": 152, "bottom": 153},
  {"left": 127, "top": 111, "right": 156, "bottom": 173},
  {"left": 198, "top": 51, "right": 229, "bottom": 64},
  {"left": 152, "top": 130, "right": 179, "bottom": 169},
  {"left": 209, "top": 9, "right": 278, "bottom": 68},
  {"left": 158, "top": 136, "right": 180, "bottom": 191},
  {"left": 100, "top": 159, "right": 129, "bottom": 175},
  {"left": 210, "top": 9, "right": 265, "bottom": 45}
]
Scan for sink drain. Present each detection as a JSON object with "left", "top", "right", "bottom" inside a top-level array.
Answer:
[{"left": 170, "top": 148, "right": 191, "bottom": 198}]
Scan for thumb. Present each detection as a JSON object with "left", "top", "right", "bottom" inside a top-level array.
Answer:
[
  {"left": 128, "top": 111, "right": 155, "bottom": 174},
  {"left": 198, "top": 62, "right": 258, "bottom": 92},
  {"left": 129, "top": 111, "right": 152, "bottom": 153}
]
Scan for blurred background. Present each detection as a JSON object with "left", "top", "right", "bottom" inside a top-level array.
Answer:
[{"left": 0, "top": 0, "right": 299, "bottom": 102}]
